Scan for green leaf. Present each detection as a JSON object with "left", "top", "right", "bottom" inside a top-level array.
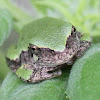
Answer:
[
  {"left": 0, "top": 52, "right": 10, "bottom": 80},
  {"left": 0, "top": 69, "right": 69, "bottom": 100},
  {"left": 66, "top": 43, "right": 100, "bottom": 100},
  {"left": 31, "top": 0, "right": 100, "bottom": 42},
  {"left": 7, "top": 17, "right": 72, "bottom": 59},
  {"left": 0, "top": 9, "right": 12, "bottom": 46}
]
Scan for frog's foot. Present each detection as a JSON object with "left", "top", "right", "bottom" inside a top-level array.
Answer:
[
  {"left": 75, "top": 40, "right": 92, "bottom": 58},
  {"left": 29, "top": 66, "right": 62, "bottom": 83},
  {"left": 66, "top": 57, "right": 76, "bottom": 65}
]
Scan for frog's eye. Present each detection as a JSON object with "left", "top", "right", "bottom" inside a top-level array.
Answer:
[
  {"left": 29, "top": 44, "right": 39, "bottom": 50},
  {"left": 72, "top": 25, "right": 76, "bottom": 32},
  {"left": 29, "top": 44, "right": 40, "bottom": 53}
]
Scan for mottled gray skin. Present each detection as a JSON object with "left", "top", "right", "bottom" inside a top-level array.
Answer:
[{"left": 7, "top": 26, "right": 91, "bottom": 83}]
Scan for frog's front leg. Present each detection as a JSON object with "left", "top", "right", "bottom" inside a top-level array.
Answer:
[
  {"left": 29, "top": 66, "right": 62, "bottom": 83},
  {"left": 75, "top": 40, "right": 92, "bottom": 58},
  {"left": 66, "top": 57, "right": 76, "bottom": 65},
  {"left": 66, "top": 39, "right": 92, "bottom": 65}
]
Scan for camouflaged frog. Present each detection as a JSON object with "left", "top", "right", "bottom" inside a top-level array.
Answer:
[{"left": 6, "top": 18, "right": 92, "bottom": 83}]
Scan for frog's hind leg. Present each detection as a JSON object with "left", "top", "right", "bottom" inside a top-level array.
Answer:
[
  {"left": 75, "top": 40, "right": 92, "bottom": 58},
  {"left": 29, "top": 65, "right": 62, "bottom": 83}
]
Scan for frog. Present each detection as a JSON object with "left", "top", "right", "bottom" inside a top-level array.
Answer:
[
  {"left": 6, "top": 17, "right": 92, "bottom": 83},
  {"left": 6, "top": 18, "right": 92, "bottom": 83}
]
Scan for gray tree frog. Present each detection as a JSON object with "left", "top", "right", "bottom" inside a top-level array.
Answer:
[{"left": 6, "top": 18, "right": 92, "bottom": 83}]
